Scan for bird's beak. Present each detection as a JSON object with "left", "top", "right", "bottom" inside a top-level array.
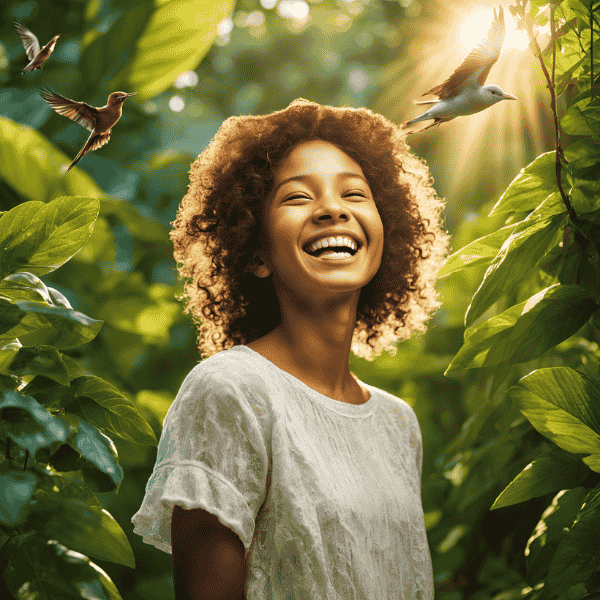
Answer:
[
  {"left": 124, "top": 92, "right": 136, "bottom": 96},
  {"left": 502, "top": 93, "right": 517, "bottom": 100}
]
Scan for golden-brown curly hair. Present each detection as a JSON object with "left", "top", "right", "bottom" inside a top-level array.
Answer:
[{"left": 171, "top": 98, "right": 450, "bottom": 361}]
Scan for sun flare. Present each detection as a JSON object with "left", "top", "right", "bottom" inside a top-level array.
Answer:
[
  {"left": 375, "top": 0, "right": 552, "bottom": 210},
  {"left": 457, "top": 6, "right": 529, "bottom": 54}
]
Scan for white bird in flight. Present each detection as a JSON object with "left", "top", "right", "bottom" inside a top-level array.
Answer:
[{"left": 401, "top": 5, "right": 517, "bottom": 134}]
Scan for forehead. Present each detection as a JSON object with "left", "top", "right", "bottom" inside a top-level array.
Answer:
[{"left": 273, "top": 140, "right": 365, "bottom": 180}]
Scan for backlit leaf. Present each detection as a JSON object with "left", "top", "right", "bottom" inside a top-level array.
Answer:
[
  {"left": 509, "top": 367, "right": 600, "bottom": 455},
  {"left": 70, "top": 376, "right": 157, "bottom": 446},
  {"left": 488, "top": 152, "right": 558, "bottom": 216},
  {"left": 446, "top": 285, "right": 598, "bottom": 373},
  {"left": 491, "top": 452, "right": 589, "bottom": 510},
  {"left": 465, "top": 212, "right": 566, "bottom": 327}
]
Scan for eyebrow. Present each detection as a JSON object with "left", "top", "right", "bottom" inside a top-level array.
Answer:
[{"left": 274, "top": 171, "right": 369, "bottom": 193}]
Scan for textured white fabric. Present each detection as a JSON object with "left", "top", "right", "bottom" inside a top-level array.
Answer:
[{"left": 131, "top": 345, "right": 434, "bottom": 600}]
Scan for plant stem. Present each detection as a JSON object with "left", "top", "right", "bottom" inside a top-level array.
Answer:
[
  {"left": 592, "top": 4, "right": 595, "bottom": 100},
  {"left": 522, "top": 3, "right": 578, "bottom": 224},
  {"left": 23, "top": 450, "right": 29, "bottom": 471},
  {"left": 5, "top": 437, "right": 11, "bottom": 461}
]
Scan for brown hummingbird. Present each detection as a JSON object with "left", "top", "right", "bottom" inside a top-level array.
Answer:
[
  {"left": 14, "top": 21, "right": 60, "bottom": 72},
  {"left": 40, "top": 90, "right": 136, "bottom": 171}
]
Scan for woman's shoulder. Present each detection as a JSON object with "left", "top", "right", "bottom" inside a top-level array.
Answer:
[
  {"left": 183, "top": 345, "right": 276, "bottom": 392},
  {"left": 169, "top": 345, "right": 277, "bottom": 426}
]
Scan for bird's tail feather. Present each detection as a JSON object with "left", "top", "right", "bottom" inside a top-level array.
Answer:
[
  {"left": 414, "top": 100, "right": 438, "bottom": 105},
  {"left": 67, "top": 131, "right": 109, "bottom": 171}
]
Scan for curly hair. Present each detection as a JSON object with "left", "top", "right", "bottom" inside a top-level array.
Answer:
[{"left": 171, "top": 98, "right": 450, "bottom": 361}]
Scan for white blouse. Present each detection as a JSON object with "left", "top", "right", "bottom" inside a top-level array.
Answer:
[{"left": 132, "top": 345, "right": 434, "bottom": 600}]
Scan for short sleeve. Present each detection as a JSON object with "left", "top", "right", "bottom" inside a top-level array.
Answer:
[{"left": 131, "top": 363, "right": 270, "bottom": 555}]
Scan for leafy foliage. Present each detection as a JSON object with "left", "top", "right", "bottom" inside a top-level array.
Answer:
[
  {"left": 435, "top": 1, "right": 600, "bottom": 597},
  {"left": 0, "top": 197, "right": 158, "bottom": 597}
]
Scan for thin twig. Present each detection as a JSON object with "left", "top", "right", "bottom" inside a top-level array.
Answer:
[
  {"left": 524, "top": 4, "right": 578, "bottom": 223},
  {"left": 592, "top": 4, "right": 595, "bottom": 100},
  {"left": 23, "top": 450, "right": 29, "bottom": 471}
]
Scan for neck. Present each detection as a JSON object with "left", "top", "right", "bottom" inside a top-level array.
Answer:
[{"left": 255, "top": 292, "right": 360, "bottom": 400}]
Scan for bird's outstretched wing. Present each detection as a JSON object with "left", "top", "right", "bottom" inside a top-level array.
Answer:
[
  {"left": 14, "top": 21, "right": 40, "bottom": 60},
  {"left": 422, "top": 5, "right": 505, "bottom": 100},
  {"left": 40, "top": 90, "right": 99, "bottom": 131}
]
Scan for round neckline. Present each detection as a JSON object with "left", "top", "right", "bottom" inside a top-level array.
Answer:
[{"left": 234, "top": 344, "right": 375, "bottom": 416}]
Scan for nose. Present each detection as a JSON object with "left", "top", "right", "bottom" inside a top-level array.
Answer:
[{"left": 312, "top": 194, "right": 349, "bottom": 222}]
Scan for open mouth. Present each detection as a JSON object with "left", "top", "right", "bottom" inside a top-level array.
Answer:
[{"left": 303, "top": 245, "right": 359, "bottom": 260}]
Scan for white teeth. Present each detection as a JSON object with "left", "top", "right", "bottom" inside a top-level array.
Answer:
[{"left": 305, "top": 236, "right": 358, "bottom": 254}]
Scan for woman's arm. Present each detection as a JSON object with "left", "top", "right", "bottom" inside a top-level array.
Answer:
[{"left": 171, "top": 505, "right": 246, "bottom": 600}]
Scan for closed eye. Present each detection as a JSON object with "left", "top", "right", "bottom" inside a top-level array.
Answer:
[{"left": 286, "top": 193, "right": 366, "bottom": 201}]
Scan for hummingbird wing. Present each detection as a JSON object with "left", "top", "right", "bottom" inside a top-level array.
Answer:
[
  {"left": 14, "top": 21, "right": 40, "bottom": 60},
  {"left": 40, "top": 90, "right": 99, "bottom": 132},
  {"left": 421, "top": 5, "right": 505, "bottom": 100}
]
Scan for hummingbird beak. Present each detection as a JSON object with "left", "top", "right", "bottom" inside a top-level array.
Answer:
[
  {"left": 124, "top": 92, "right": 136, "bottom": 96},
  {"left": 502, "top": 93, "right": 517, "bottom": 100}
]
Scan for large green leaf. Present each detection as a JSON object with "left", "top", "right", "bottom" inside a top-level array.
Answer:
[
  {"left": 4, "top": 536, "right": 124, "bottom": 599},
  {"left": 437, "top": 223, "right": 518, "bottom": 279},
  {"left": 0, "top": 116, "right": 106, "bottom": 203},
  {"left": 490, "top": 451, "right": 589, "bottom": 510},
  {"left": 82, "top": 0, "right": 235, "bottom": 103},
  {"left": 0, "top": 273, "right": 71, "bottom": 306},
  {"left": 446, "top": 285, "right": 598, "bottom": 373},
  {"left": 540, "top": 485, "right": 600, "bottom": 599},
  {"left": 0, "top": 297, "right": 25, "bottom": 336},
  {"left": 0, "top": 464, "right": 37, "bottom": 527},
  {"left": 69, "top": 376, "right": 157, "bottom": 446},
  {"left": 61, "top": 413, "right": 124, "bottom": 491},
  {"left": 488, "top": 152, "right": 558, "bottom": 217},
  {"left": 9, "top": 345, "right": 70, "bottom": 386},
  {"left": 509, "top": 367, "right": 600, "bottom": 457},
  {"left": 0, "top": 196, "right": 100, "bottom": 279},
  {"left": 465, "top": 211, "right": 566, "bottom": 327},
  {"left": 1, "top": 301, "right": 103, "bottom": 350},
  {"left": 27, "top": 472, "right": 134, "bottom": 568},
  {"left": 525, "top": 487, "right": 590, "bottom": 587},
  {"left": 0, "top": 390, "right": 72, "bottom": 455}
]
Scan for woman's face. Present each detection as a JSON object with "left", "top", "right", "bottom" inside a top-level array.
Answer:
[{"left": 258, "top": 139, "right": 384, "bottom": 303}]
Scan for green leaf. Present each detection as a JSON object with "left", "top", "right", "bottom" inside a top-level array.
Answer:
[
  {"left": 541, "top": 485, "right": 600, "bottom": 599},
  {"left": 509, "top": 367, "right": 600, "bottom": 456},
  {"left": 571, "top": 161, "right": 600, "bottom": 214},
  {"left": 69, "top": 376, "right": 157, "bottom": 446},
  {"left": 446, "top": 285, "right": 597, "bottom": 373},
  {"left": 0, "top": 196, "right": 100, "bottom": 279},
  {"left": 0, "top": 273, "right": 59, "bottom": 305},
  {"left": 561, "top": 96, "right": 600, "bottom": 140},
  {"left": 563, "top": 138, "right": 600, "bottom": 169},
  {"left": 490, "top": 452, "right": 589, "bottom": 510},
  {"left": 0, "top": 464, "right": 37, "bottom": 527},
  {"left": 0, "top": 297, "right": 25, "bottom": 336},
  {"left": 9, "top": 345, "right": 70, "bottom": 386},
  {"left": 488, "top": 152, "right": 558, "bottom": 217},
  {"left": 4, "top": 536, "right": 125, "bottom": 599},
  {"left": 2, "top": 301, "right": 103, "bottom": 350},
  {"left": 465, "top": 212, "right": 566, "bottom": 327},
  {"left": 438, "top": 223, "right": 518, "bottom": 279},
  {"left": 62, "top": 413, "right": 124, "bottom": 491},
  {"left": 525, "top": 487, "right": 590, "bottom": 587},
  {"left": 26, "top": 472, "right": 134, "bottom": 568},
  {"left": 0, "top": 390, "right": 72, "bottom": 455},
  {"left": 21, "top": 377, "right": 76, "bottom": 410},
  {"left": 581, "top": 453, "right": 600, "bottom": 472},
  {"left": 0, "top": 116, "right": 107, "bottom": 203},
  {"left": 89, "top": 0, "right": 236, "bottom": 103}
]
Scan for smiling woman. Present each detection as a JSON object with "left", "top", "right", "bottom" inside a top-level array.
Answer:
[{"left": 131, "top": 98, "right": 450, "bottom": 600}]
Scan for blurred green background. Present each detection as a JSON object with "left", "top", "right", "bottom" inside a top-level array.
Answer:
[{"left": 0, "top": 0, "right": 561, "bottom": 598}]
